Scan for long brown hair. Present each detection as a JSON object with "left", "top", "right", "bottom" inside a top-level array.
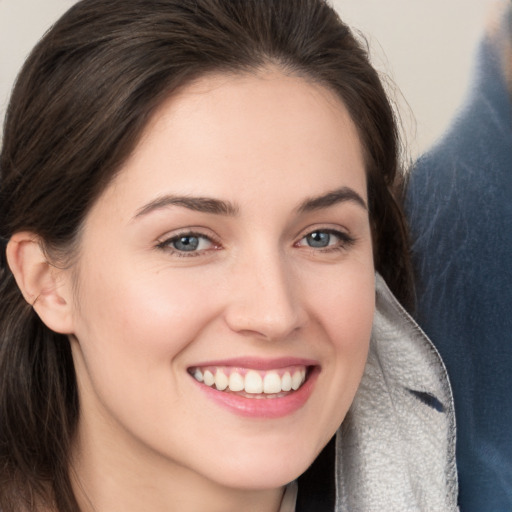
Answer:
[{"left": 0, "top": 0, "right": 412, "bottom": 509}]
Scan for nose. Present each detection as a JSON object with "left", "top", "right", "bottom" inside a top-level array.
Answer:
[{"left": 223, "top": 249, "right": 307, "bottom": 341}]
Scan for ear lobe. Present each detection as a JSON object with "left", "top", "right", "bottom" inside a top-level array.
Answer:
[{"left": 6, "top": 232, "right": 75, "bottom": 334}]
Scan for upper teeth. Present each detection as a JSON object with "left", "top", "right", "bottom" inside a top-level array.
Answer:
[{"left": 191, "top": 366, "right": 307, "bottom": 394}]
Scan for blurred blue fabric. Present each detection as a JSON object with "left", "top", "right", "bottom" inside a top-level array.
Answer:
[{"left": 405, "top": 24, "right": 512, "bottom": 511}]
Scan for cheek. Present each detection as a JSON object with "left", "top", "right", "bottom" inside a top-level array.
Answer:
[
  {"left": 75, "top": 259, "right": 219, "bottom": 349},
  {"left": 328, "top": 264, "right": 374, "bottom": 365},
  {"left": 69, "top": 264, "right": 226, "bottom": 451},
  {"left": 307, "top": 261, "right": 375, "bottom": 427},
  {"left": 308, "top": 249, "right": 375, "bottom": 344},
  {"left": 69, "top": 260, "right": 223, "bottom": 408}
]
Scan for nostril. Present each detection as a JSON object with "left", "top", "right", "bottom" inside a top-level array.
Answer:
[{"left": 224, "top": 311, "right": 305, "bottom": 341}]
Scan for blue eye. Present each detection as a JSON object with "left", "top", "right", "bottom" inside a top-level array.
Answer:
[
  {"left": 158, "top": 232, "right": 215, "bottom": 254},
  {"left": 305, "top": 231, "right": 332, "bottom": 248},
  {"left": 172, "top": 235, "right": 201, "bottom": 251},
  {"left": 297, "top": 229, "right": 354, "bottom": 251}
]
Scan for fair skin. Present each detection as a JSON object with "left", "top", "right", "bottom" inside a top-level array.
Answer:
[{"left": 8, "top": 70, "right": 375, "bottom": 512}]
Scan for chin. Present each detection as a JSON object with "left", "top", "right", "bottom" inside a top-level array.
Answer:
[{"left": 199, "top": 441, "right": 324, "bottom": 491}]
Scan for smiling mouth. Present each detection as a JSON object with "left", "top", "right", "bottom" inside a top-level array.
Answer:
[{"left": 188, "top": 365, "right": 309, "bottom": 397}]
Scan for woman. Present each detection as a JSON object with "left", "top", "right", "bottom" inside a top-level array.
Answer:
[{"left": 0, "top": 1, "right": 457, "bottom": 510}]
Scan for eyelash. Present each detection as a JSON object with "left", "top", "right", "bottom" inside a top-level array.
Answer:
[{"left": 156, "top": 228, "right": 356, "bottom": 257}]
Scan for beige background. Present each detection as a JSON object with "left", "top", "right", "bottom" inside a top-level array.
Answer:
[{"left": 0, "top": 0, "right": 496, "bottom": 155}]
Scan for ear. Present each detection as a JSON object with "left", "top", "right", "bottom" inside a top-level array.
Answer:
[{"left": 6, "top": 232, "right": 75, "bottom": 334}]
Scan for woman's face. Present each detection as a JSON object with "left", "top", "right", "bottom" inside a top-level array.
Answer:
[{"left": 67, "top": 70, "right": 375, "bottom": 492}]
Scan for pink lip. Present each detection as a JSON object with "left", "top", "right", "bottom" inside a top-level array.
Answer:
[
  {"left": 189, "top": 356, "right": 318, "bottom": 371},
  {"left": 189, "top": 358, "right": 320, "bottom": 419}
]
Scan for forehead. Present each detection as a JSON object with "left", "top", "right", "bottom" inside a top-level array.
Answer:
[{"left": 96, "top": 70, "right": 367, "bottom": 218}]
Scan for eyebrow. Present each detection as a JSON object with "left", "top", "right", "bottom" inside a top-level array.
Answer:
[
  {"left": 297, "top": 186, "right": 367, "bottom": 213},
  {"left": 133, "top": 186, "right": 366, "bottom": 220},
  {"left": 134, "top": 195, "right": 239, "bottom": 219}
]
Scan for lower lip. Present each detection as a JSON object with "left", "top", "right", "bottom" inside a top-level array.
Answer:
[{"left": 191, "top": 367, "right": 319, "bottom": 419}]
